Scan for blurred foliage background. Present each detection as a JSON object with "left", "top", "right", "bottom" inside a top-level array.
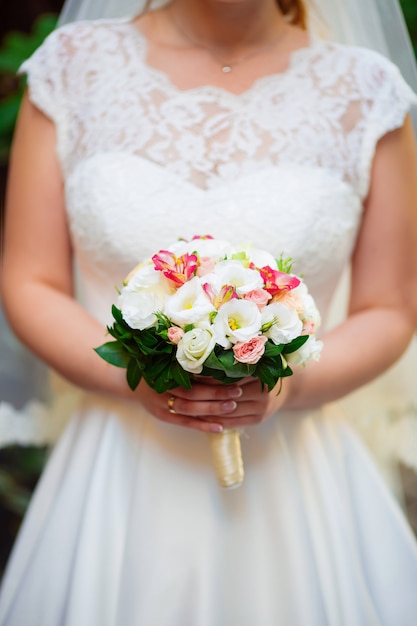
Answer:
[{"left": 0, "top": 0, "right": 416, "bottom": 579}]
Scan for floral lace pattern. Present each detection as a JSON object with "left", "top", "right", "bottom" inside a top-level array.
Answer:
[
  {"left": 19, "top": 18, "right": 417, "bottom": 326},
  {"left": 22, "top": 19, "right": 416, "bottom": 196}
]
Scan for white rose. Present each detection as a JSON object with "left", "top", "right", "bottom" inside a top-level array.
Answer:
[
  {"left": 261, "top": 302, "right": 303, "bottom": 344},
  {"left": 119, "top": 263, "right": 173, "bottom": 330},
  {"left": 213, "top": 299, "right": 262, "bottom": 348},
  {"left": 210, "top": 260, "right": 264, "bottom": 295},
  {"left": 286, "top": 336, "right": 323, "bottom": 366},
  {"left": 176, "top": 327, "right": 216, "bottom": 374},
  {"left": 118, "top": 288, "right": 164, "bottom": 330},
  {"left": 164, "top": 276, "right": 215, "bottom": 327}
]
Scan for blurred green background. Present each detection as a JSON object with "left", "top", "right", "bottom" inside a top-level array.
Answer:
[{"left": 0, "top": 0, "right": 416, "bottom": 578}]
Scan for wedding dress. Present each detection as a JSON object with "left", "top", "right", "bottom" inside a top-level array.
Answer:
[{"left": 1, "top": 17, "right": 417, "bottom": 625}]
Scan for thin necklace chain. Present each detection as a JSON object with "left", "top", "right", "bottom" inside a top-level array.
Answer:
[{"left": 167, "top": 10, "right": 289, "bottom": 73}]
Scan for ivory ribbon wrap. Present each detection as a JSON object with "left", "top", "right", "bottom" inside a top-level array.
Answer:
[{"left": 208, "top": 428, "right": 244, "bottom": 488}]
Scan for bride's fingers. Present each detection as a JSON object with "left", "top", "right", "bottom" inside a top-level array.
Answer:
[
  {"left": 160, "top": 393, "right": 224, "bottom": 433},
  {"left": 156, "top": 380, "right": 273, "bottom": 431},
  {"left": 168, "top": 395, "right": 239, "bottom": 418},
  {"left": 174, "top": 383, "right": 243, "bottom": 401}
]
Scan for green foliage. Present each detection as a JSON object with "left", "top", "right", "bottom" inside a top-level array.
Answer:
[
  {"left": 96, "top": 306, "right": 310, "bottom": 395},
  {"left": 0, "top": 14, "right": 58, "bottom": 163},
  {"left": 401, "top": 0, "right": 417, "bottom": 56},
  {"left": 0, "top": 446, "right": 48, "bottom": 516}
]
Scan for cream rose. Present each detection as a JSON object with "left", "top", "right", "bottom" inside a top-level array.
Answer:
[{"left": 176, "top": 328, "right": 216, "bottom": 374}]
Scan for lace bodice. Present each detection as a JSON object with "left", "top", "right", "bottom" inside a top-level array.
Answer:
[{"left": 21, "top": 18, "right": 417, "bottom": 326}]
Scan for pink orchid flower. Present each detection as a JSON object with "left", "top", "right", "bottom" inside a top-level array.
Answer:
[
  {"left": 191, "top": 234, "right": 214, "bottom": 241},
  {"left": 260, "top": 266, "right": 300, "bottom": 296},
  {"left": 152, "top": 250, "right": 198, "bottom": 287},
  {"left": 202, "top": 283, "right": 238, "bottom": 309}
]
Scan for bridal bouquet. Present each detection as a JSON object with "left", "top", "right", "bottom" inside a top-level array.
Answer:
[{"left": 96, "top": 235, "right": 322, "bottom": 488}]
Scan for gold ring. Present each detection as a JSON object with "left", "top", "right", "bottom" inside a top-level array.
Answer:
[{"left": 167, "top": 396, "right": 176, "bottom": 414}]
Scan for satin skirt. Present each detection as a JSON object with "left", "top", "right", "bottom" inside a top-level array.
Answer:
[{"left": 0, "top": 393, "right": 417, "bottom": 626}]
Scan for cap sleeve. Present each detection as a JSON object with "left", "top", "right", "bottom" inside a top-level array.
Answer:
[
  {"left": 359, "top": 51, "right": 417, "bottom": 197},
  {"left": 19, "top": 27, "right": 70, "bottom": 126}
]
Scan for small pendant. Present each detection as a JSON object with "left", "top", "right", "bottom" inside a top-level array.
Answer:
[{"left": 222, "top": 65, "right": 232, "bottom": 73}]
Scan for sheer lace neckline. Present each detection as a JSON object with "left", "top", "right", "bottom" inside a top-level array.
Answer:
[{"left": 124, "top": 18, "right": 318, "bottom": 98}]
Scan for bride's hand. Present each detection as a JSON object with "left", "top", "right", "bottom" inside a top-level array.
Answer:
[{"left": 137, "top": 376, "right": 290, "bottom": 433}]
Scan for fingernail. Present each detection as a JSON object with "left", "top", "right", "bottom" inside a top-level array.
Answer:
[
  {"left": 222, "top": 401, "right": 237, "bottom": 412},
  {"left": 228, "top": 387, "right": 243, "bottom": 399},
  {"left": 209, "top": 424, "right": 223, "bottom": 433}
]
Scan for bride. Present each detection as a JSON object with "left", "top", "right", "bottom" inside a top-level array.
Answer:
[{"left": 1, "top": 0, "right": 417, "bottom": 623}]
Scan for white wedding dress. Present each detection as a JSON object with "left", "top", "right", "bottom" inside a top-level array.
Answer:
[{"left": 1, "top": 18, "right": 417, "bottom": 626}]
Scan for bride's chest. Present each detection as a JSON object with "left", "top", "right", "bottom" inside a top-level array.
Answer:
[
  {"left": 64, "top": 65, "right": 362, "bottom": 193},
  {"left": 65, "top": 153, "right": 362, "bottom": 303}
]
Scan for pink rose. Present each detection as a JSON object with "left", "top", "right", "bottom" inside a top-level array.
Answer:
[
  {"left": 196, "top": 256, "right": 216, "bottom": 277},
  {"left": 243, "top": 289, "right": 272, "bottom": 310},
  {"left": 233, "top": 335, "right": 268, "bottom": 364},
  {"left": 168, "top": 326, "right": 185, "bottom": 344}
]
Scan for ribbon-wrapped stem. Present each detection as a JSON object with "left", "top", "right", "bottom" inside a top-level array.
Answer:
[{"left": 207, "top": 428, "right": 244, "bottom": 488}]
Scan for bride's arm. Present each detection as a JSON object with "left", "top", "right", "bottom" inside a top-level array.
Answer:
[
  {"left": 1, "top": 95, "right": 125, "bottom": 396},
  {"left": 1, "top": 96, "right": 236, "bottom": 433},
  {"left": 279, "top": 115, "right": 417, "bottom": 412}
]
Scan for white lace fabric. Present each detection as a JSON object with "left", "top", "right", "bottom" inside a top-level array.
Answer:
[
  {"left": 21, "top": 19, "right": 416, "bottom": 197},
  {"left": 17, "top": 19, "right": 416, "bottom": 316}
]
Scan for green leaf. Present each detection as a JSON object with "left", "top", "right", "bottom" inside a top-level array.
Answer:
[
  {"left": 282, "top": 335, "right": 309, "bottom": 354},
  {"left": 111, "top": 304, "right": 125, "bottom": 326},
  {"left": 263, "top": 341, "right": 284, "bottom": 357},
  {"left": 280, "top": 365, "right": 294, "bottom": 378},
  {"left": 254, "top": 362, "right": 280, "bottom": 391},
  {"left": 217, "top": 350, "right": 256, "bottom": 378},
  {"left": 94, "top": 342, "right": 130, "bottom": 367},
  {"left": 143, "top": 355, "right": 172, "bottom": 384},
  {"left": 276, "top": 254, "right": 294, "bottom": 273},
  {"left": 170, "top": 362, "right": 192, "bottom": 389},
  {"left": 133, "top": 331, "right": 163, "bottom": 356},
  {"left": 202, "top": 350, "right": 226, "bottom": 371},
  {"left": 200, "top": 367, "right": 227, "bottom": 382},
  {"left": 126, "top": 358, "right": 143, "bottom": 390}
]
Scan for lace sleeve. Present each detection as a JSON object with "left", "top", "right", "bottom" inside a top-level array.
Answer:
[
  {"left": 19, "top": 27, "right": 71, "bottom": 126},
  {"left": 359, "top": 51, "right": 417, "bottom": 197}
]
